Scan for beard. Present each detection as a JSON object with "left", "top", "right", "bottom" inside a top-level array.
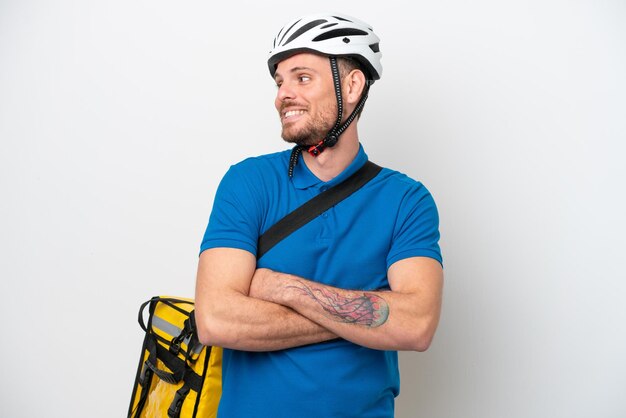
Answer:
[{"left": 279, "top": 101, "right": 338, "bottom": 147}]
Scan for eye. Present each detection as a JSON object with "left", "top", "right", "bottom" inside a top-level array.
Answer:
[{"left": 298, "top": 75, "right": 311, "bottom": 83}]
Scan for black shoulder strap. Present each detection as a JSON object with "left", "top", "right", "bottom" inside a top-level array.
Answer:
[{"left": 257, "top": 161, "right": 382, "bottom": 260}]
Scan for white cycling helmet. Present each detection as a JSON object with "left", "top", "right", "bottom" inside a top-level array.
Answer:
[{"left": 268, "top": 13, "right": 382, "bottom": 82}]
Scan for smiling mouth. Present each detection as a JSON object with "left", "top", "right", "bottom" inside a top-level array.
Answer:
[{"left": 283, "top": 110, "right": 306, "bottom": 119}]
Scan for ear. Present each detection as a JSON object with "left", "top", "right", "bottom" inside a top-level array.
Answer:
[{"left": 343, "top": 69, "right": 367, "bottom": 105}]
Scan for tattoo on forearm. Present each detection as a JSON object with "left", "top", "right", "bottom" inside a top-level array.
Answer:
[{"left": 287, "top": 281, "right": 389, "bottom": 328}]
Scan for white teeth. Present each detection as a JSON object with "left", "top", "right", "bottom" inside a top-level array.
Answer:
[{"left": 285, "top": 110, "right": 305, "bottom": 118}]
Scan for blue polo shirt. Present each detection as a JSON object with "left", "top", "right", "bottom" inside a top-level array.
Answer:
[{"left": 200, "top": 145, "right": 441, "bottom": 418}]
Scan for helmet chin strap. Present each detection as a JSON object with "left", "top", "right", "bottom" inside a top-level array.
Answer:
[
  {"left": 306, "top": 57, "right": 344, "bottom": 157},
  {"left": 288, "top": 57, "right": 370, "bottom": 177}
]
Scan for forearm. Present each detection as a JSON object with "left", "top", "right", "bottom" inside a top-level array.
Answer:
[
  {"left": 251, "top": 270, "right": 440, "bottom": 351},
  {"left": 195, "top": 248, "right": 337, "bottom": 352},
  {"left": 195, "top": 289, "right": 337, "bottom": 351}
]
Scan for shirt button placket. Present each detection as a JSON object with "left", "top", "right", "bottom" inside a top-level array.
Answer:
[
  {"left": 319, "top": 185, "right": 330, "bottom": 237},
  {"left": 320, "top": 186, "right": 328, "bottom": 218}
]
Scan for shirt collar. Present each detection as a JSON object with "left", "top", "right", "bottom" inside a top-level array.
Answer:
[{"left": 291, "top": 144, "right": 369, "bottom": 190}]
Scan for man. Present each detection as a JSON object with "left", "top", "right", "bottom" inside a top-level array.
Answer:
[{"left": 195, "top": 13, "right": 443, "bottom": 417}]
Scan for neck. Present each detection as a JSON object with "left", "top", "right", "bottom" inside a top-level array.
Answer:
[{"left": 302, "top": 125, "right": 360, "bottom": 182}]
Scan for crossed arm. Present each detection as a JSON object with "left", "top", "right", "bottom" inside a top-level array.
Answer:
[{"left": 194, "top": 247, "right": 443, "bottom": 352}]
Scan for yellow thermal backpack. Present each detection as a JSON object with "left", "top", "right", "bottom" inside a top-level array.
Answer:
[{"left": 128, "top": 296, "right": 222, "bottom": 418}]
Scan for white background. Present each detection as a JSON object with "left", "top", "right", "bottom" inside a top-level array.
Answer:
[{"left": 1, "top": 1, "right": 625, "bottom": 417}]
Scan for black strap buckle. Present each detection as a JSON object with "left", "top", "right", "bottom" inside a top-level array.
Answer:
[{"left": 167, "top": 385, "right": 191, "bottom": 418}]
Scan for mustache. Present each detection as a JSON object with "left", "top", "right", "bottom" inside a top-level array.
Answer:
[{"left": 279, "top": 101, "right": 308, "bottom": 113}]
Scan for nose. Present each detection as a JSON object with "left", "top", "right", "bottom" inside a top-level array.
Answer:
[{"left": 276, "top": 81, "right": 295, "bottom": 102}]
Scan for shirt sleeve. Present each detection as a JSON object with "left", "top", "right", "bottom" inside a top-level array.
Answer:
[
  {"left": 386, "top": 182, "right": 442, "bottom": 268},
  {"left": 199, "top": 164, "right": 264, "bottom": 256}
]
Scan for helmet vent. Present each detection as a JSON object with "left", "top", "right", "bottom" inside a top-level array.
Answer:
[
  {"left": 369, "top": 43, "right": 380, "bottom": 53},
  {"left": 277, "top": 19, "right": 302, "bottom": 46},
  {"left": 320, "top": 23, "right": 339, "bottom": 29},
  {"left": 333, "top": 16, "right": 353, "bottom": 22},
  {"left": 312, "top": 28, "right": 368, "bottom": 42},
  {"left": 283, "top": 19, "right": 328, "bottom": 46}
]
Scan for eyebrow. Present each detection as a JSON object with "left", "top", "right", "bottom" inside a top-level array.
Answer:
[
  {"left": 289, "top": 66, "right": 317, "bottom": 73},
  {"left": 274, "top": 66, "right": 318, "bottom": 80}
]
